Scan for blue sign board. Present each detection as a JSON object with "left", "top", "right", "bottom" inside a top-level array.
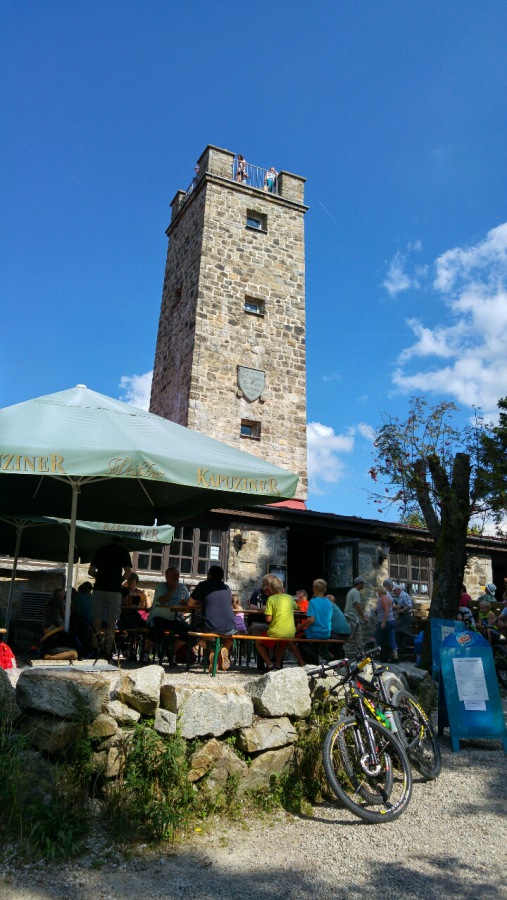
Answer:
[
  {"left": 439, "top": 629, "right": 507, "bottom": 752},
  {"left": 431, "top": 617, "right": 465, "bottom": 678}
]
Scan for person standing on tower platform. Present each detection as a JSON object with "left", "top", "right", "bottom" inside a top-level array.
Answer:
[{"left": 264, "top": 166, "right": 278, "bottom": 192}]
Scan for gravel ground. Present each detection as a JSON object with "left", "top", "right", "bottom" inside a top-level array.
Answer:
[{"left": 1, "top": 732, "right": 506, "bottom": 900}]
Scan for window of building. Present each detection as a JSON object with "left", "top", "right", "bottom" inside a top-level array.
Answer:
[
  {"left": 389, "top": 552, "right": 434, "bottom": 596},
  {"left": 244, "top": 296, "right": 265, "bottom": 316},
  {"left": 240, "top": 419, "right": 261, "bottom": 440},
  {"left": 135, "top": 526, "right": 227, "bottom": 578},
  {"left": 246, "top": 210, "right": 267, "bottom": 232}
]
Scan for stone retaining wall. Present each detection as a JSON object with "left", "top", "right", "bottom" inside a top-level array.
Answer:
[{"left": 1, "top": 666, "right": 313, "bottom": 793}]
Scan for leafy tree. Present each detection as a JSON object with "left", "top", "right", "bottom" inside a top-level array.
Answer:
[
  {"left": 478, "top": 396, "right": 507, "bottom": 517},
  {"left": 369, "top": 398, "right": 491, "bottom": 619}
]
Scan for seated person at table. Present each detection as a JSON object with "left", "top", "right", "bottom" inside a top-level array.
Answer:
[
  {"left": 328, "top": 594, "right": 351, "bottom": 636},
  {"left": 74, "top": 582, "right": 94, "bottom": 624},
  {"left": 40, "top": 588, "right": 80, "bottom": 660},
  {"left": 42, "top": 588, "right": 66, "bottom": 633},
  {"left": 120, "top": 572, "right": 150, "bottom": 627},
  {"left": 232, "top": 593, "right": 247, "bottom": 634},
  {"left": 297, "top": 579, "right": 333, "bottom": 663},
  {"left": 296, "top": 589, "right": 309, "bottom": 613},
  {"left": 144, "top": 566, "right": 190, "bottom": 658},
  {"left": 189, "top": 566, "right": 236, "bottom": 670},
  {"left": 252, "top": 575, "right": 305, "bottom": 670},
  {"left": 248, "top": 579, "right": 268, "bottom": 610}
]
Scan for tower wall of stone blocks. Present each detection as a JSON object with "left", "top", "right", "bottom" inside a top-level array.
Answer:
[{"left": 150, "top": 145, "right": 308, "bottom": 499}]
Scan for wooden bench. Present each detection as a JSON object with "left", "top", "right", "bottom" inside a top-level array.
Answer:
[{"left": 187, "top": 631, "right": 346, "bottom": 677}]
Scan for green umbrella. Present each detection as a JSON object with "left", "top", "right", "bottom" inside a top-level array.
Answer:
[
  {"left": 0, "top": 385, "right": 298, "bottom": 627},
  {"left": 1, "top": 516, "right": 174, "bottom": 633}
]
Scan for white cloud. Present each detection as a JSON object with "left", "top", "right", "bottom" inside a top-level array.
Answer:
[
  {"left": 382, "top": 242, "right": 423, "bottom": 297},
  {"left": 307, "top": 421, "right": 373, "bottom": 495},
  {"left": 383, "top": 251, "right": 412, "bottom": 296},
  {"left": 393, "top": 222, "right": 507, "bottom": 411},
  {"left": 322, "top": 370, "right": 341, "bottom": 383},
  {"left": 119, "top": 371, "right": 153, "bottom": 410}
]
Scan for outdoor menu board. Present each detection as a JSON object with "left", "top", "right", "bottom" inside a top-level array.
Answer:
[{"left": 439, "top": 629, "right": 507, "bottom": 752}]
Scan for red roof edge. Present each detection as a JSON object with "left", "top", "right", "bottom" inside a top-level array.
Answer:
[{"left": 266, "top": 499, "right": 308, "bottom": 511}]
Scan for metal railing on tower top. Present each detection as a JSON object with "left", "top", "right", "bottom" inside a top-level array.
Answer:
[
  {"left": 231, "top": 157, "right": 279, "bottom": 194},
  {"left": 182, "top": 157, "right": 279, "bottom": 203}
]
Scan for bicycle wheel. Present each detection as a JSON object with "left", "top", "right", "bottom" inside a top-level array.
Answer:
[
  {"left": 493, "top": 646, "right": 507, "bottom": 689},
  {"left": 380, "top": 672, "right": 406, "bottom": 699},
  {"left": 392, "top": 689, "right": 441, "bottom": 780},
  {"left": 322, "top": 715, "right": 412, "bottom": 823}
]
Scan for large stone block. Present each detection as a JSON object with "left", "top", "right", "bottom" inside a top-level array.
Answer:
[
  {"left": 16, "top": 670, "right": 109, "bottom": 722},
  {"left": 239, "top": 745, "right": 294, "bottom": 793},
  {"left": 160, "top": 684, "right": 253, "bottom": 739},
  {"left": 118, "top": 665, "right": 164, "bottom": 716},
  {"left": 243, "top": 668, "right": 311, "bottom": 718},
  {"left": 87, "top": 713, "right": 118, "bottom": 740},
  {"left": 107, "top": 699, "right": 141, "bottom": 725},
  {"left": 20, "top": 713, "right": 83, "bottom": 754},
  {"left": 189, "top": 738, "right": 248, "bottom": 789},
  {"left": 153, "top": 708, "right": 177, "bottom": 737},
  {"left": 0, "top": 667, "right": 21, "bottom": 724},
  {"left": 237, "top": 716, "right": 297, "bottom": 754}
]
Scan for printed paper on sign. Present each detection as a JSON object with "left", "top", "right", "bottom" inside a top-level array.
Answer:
[{"left": 452, "top": 657, "right": 489, "bottom": 703}]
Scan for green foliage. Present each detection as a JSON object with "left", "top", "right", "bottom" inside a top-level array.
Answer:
[
  {"left": 478, "top": 396, "right": 507, "bottom": 523},
  {"left": 0, "top": 724, "right": 91, "bottom": 860},
  {"left": 369, "top": 397, "right": 496, "bottom": 617},
  {"left": 249, "top": 699, "right": 341, "bottom": 816},
  {"left": 103, "top": 722, "right": 196, "bottom": 843}
]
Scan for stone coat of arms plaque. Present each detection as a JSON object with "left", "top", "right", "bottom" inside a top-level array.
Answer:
[{"left": 237, "top": 366, "right": 265, "bottom": 402}]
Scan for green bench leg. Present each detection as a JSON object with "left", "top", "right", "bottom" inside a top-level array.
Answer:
[{"left": 210, "top": 637, "right": 220, "bottom": 676}]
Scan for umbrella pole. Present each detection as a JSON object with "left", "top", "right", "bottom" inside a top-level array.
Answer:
[
  {"left": 64, "top": 484, "right": 79, "bottom": 632},
  {"left": 5, "top": 522, "right": 23, "bottom": 639}
]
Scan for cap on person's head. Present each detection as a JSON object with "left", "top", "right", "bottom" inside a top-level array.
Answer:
[
  {"left": 353, "top": 576, "right": 365, "bottom": 585},
  {"left": 486, "top": 583, "right": 496, "bottom": 595},
  {"left": 392, "top": 584, "right": 402, "bottom": 592}
]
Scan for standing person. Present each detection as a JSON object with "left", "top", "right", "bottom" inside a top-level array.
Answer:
[
  {"left": 189, "top": 566, "right": 236, "bottom": 671},
  {"left": 89, "top": 537, "right": 132, "bottom": 658},
  {"left": 344, "top": 576, "right": 369, "bottom": 656},
  {"left": 375, "top": 587, "right": 398, "bottom": 662},
  {"left": 144, "top": 567, "right": 191, "bottom": 660},
  {"left": 391, "top": 584, "right": 413, "bottom": 654},
  {"left": 235, "top": 154, "right": 248, "bottom": 183},
  {"left": 252, "top": 574, "right": 305, "bottom": 670},
  {"left": 264, "top": 166, "right": 278, "bottom": 192}
]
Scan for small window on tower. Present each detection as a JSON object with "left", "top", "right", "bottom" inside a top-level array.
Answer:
[
  {"left": 240, "top": 419, "right": 261, "bottom": 440},
  {"left": 246, "top": 210, "right": 267, "bottom": 232},
  {"left": 244, "top": 296, "right": 265, "bottom": 316}
]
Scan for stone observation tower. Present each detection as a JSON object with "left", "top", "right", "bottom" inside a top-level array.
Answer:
[{"left": 150, "top": 144, "right": 308, "bottom": 499}]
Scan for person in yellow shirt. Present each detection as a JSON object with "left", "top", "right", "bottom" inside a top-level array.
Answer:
[{"left": 252, "top": 574, "right": 305, "bottom": 669}]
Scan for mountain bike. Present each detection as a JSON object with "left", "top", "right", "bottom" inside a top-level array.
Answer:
[{"left": 308, "top": 653, "right": 413, "bottom": 823}]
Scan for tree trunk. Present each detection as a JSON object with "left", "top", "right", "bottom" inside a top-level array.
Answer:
[{"left": 429, "top": 452, "right": 471, "bottom": 620}]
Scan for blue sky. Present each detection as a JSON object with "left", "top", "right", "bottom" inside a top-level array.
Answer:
[{"left": 2, "top": 1, "right": 507, "bottom": 520}]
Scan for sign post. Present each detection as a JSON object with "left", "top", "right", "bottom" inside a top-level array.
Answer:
[{"left": 439, "top": 629, "right": 507, "bottom": 752}]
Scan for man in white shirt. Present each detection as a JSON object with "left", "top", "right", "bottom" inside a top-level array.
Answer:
[{"left": 344, "top": 576, "right": 369, "bottom": 655}]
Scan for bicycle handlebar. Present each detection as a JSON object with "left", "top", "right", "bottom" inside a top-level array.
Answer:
[{"left": 306, "top": 646, "right": 382, "bottom": 680}]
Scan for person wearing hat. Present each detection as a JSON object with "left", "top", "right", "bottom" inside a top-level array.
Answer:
[
  {"left": 344, "top": 576, "right": 369, "bottom": 655},
  {"left": 476, "top": 583, "right": 497, "bottom": 614}
]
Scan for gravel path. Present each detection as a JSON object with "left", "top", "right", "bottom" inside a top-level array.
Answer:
[{"left": 1, "top": 733, "right": 506, "bottom": 900}]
